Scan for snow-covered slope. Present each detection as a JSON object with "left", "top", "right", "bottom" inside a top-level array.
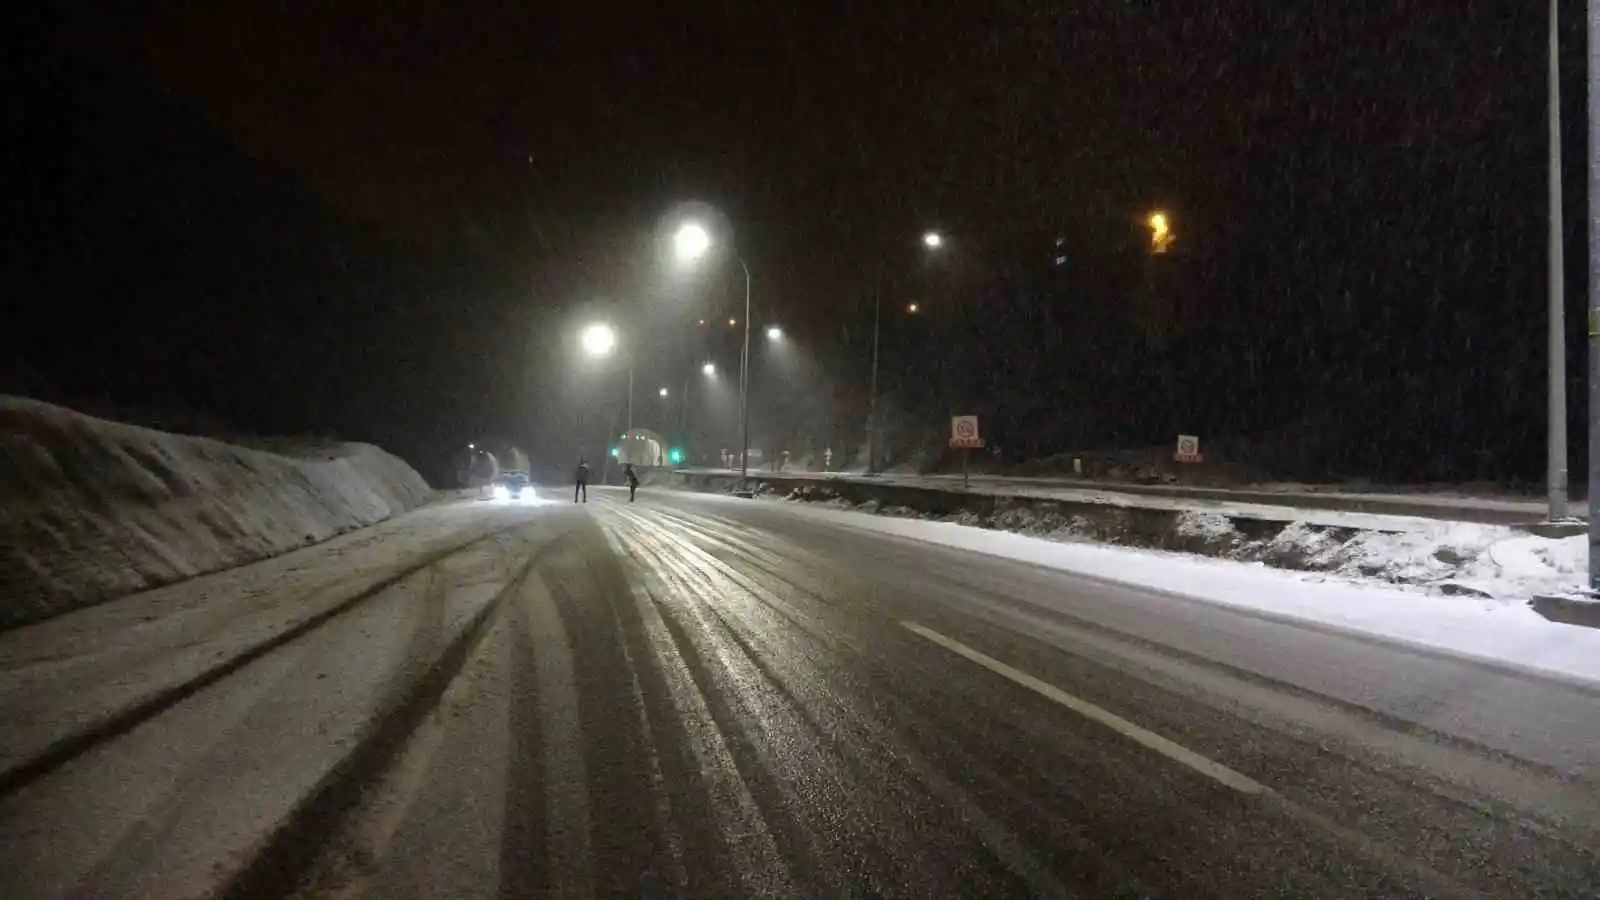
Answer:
[{"left": 0, "top": 396, "right": 433, "bottom": 629}]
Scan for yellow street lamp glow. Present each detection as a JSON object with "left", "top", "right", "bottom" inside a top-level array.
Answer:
[
  {"left": 1149, "top": 211, "right": 1173, "bottom": 253},
  {"left": 907, "top": 302, "right": 920, "bottom": 314}
]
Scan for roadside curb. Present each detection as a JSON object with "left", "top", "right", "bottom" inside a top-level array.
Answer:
[{"left": 1530, "top": 593, "right": 1600, "bottom": 630}]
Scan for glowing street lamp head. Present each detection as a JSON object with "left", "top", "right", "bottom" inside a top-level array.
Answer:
[
  {"left": 1148, "top": 210, "right": 1173, "bottom": 253},
  {"left": 906, "top": 302, "right": 920, "bottom": 314},
  {"left": 673, "top": 221, "right": 712, "bottom": 266},
  {"left": 580, "top": 322, "right": 617, "bottom": 357},
  {"left": 658, "top": 387, "right": 669, "bottom": 397},
  {"left": 922, "top": 230, "right": 944, "bottom": 249},
  {"left": 701, "top": 361, "right": 716, "bottom": 376},
  {"left": 765, "top": 325, "right": 782, "bottom": 341}
]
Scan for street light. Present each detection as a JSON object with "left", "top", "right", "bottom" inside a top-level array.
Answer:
[
  {"left": 579, "top": 321, "right": 632, "bottom": 445},
  {"left": 1149, "top": 211, "right": 1174, "bottom": 254},
  {"left": 766, "top": 325, "right": 782, "bottom": 341},
  {"left": 580, "top": 322, "right": 617, "bottom": 358},
  {"left": 702, "top": 361, "right": 716, "bottom": 377},
  {"left": 658, "top": 386, "right": 669, "bottom": 397},
  {"left": 674, "top": 217, "right": 754, "bottom": 484},
  {"left": 1545, "top": 0, "right": 1569, "bottom": 523},
  {"left": 868, "top": 230, "right": 944, "bottom": 475},
  {"left": 674, "top": 222, "right": 711, "bottom": 266}
]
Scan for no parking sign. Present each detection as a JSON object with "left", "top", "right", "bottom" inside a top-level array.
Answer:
[{"left": 950, "top": 416, "right": 984, "bottom": 449}]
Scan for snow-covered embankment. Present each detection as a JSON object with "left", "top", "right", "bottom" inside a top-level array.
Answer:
[{"left": 0, "top": 396, "right": 432, "bottom": 629}]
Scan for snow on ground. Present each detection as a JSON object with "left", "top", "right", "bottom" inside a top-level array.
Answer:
[
  {"left": 751, "top": 499, "right": 1600, "bottom": 685},
  {"left": 0, "top": 396, "right": 433, "bottom": 628},
  {"left": 1165, "top": 510, "right": 1585, "bottom": 599},
  {"left": 781, "top": 485, "right": 1586, "bottom": 601},
  {"left": 684, "top": 467, "right": 1579, "bottom": 521}
]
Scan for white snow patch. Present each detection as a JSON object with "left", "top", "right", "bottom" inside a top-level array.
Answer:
[
  {"left": 1277, "top": 521, "right": 1586, "bottom": 599},
  {"left": 1174, "top": 511, "right": 1239, "bottom": 541}
]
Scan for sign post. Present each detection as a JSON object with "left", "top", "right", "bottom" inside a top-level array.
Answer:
[
  {"left": 1174, "top": 434, "right": 1202, "bottom": 464},
  {"left": 949, "top": 415, "right": 986, "bottom": 489}
]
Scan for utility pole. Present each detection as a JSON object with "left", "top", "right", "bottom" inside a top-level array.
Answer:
[
  {"left": 1587, "top": 0, "right": 1599, "bottom": 589},
  {"left": 738, "top": 257, "right": 752, "bottom": 485},
  {"left": 867, "top": 273, "right": 881, "bottom": 475},
  {"left": 1549, "top": 0, "right": 1571, "bottom": 521}
]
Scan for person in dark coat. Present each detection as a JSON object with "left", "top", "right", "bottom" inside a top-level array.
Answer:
[
  {"left": 623, "top": 463, "right": 640, "bottom": 502},
  {"left": 575, "top": 459, "right": 589, "bottom": 503}
]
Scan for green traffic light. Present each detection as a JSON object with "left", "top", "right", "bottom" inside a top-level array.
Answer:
[{"left": 668, "top": 448, "right": 684, "bottom": 464}]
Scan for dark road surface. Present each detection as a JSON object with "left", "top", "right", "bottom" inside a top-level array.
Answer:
[{"left": 3, "top": 487, "right": 1599, "bottom": 898}]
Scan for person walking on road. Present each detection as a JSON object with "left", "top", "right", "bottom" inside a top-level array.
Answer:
[
  {"left": 623, "top": 463, "right": 640, "bottom": 502},
  {"left": 574, "top": 458, "right": 589, "bottom": 503}
]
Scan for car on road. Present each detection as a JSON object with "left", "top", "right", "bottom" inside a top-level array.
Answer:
[{"left": 494, "top": 469, "right": 532, "bottom": 501}]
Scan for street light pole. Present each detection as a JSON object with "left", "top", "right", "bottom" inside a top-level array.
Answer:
[
  {"left": 868, "top": 270, "right": 881, "bottom": 475},
  {"left": 1548, "top": 0, "right": 1570, "bottom": 520},
  {"left": 866, "top": 231, "right": 942, "bottom": 477},
  {"left": 669, "top": 219, "right": 752, "bottom": 482},
  {"left": 738, "top": 255, "right": 752, "bottom": 484},
  {"left": 1587, "top": 0, "right": 1599, "bottom": 589}
]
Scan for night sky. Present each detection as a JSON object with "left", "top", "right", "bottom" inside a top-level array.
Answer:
[{"left": 2, "top": 1, "right": 1588, "bottom": 486}]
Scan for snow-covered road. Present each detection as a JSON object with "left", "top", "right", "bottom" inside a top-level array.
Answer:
[{"left": 2, "top": 488, "right": 1596, "bottom": 897}]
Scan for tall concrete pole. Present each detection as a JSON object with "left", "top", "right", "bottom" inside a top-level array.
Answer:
[
  {"left": 1549, "top": 0, "right": 1570, "bottom": 520},
  {"left": 738, "top": 256, "right": 752, "bottom": 485},
  {"left": 1587, "top": 0, "right": 1599, "bottom": 588},
  {"left": 867, "top": 273, "right": 881, "bottom": 476}
]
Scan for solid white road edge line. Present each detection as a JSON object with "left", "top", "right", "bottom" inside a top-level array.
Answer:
[{"left": 900, "top": 620, "right": 1272, "bottom": 797}]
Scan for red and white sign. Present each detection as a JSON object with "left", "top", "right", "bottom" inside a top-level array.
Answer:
[
  {"left": 1174, "top": 434, "right": 1202, "bottom": 463},
  {"left": 950, "top": 415, "right": 985, "bottom": 449}
]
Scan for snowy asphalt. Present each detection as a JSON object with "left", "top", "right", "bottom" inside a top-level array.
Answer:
[{"left": 1, "top": 486, "right": 1598, "bottom": 897}]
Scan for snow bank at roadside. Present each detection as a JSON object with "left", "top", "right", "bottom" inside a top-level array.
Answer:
[
  {"left": 772, "top": 487, "right": 1585, "bottom": 602},
  {"left": 1220, "top": 515, "right": 1586, "bottom": 599},
  {"left": 753, "top": 500, "right": 1600, "bottom": 685},
  {"left": 0, "top": 396, "right": 433, "bottom": 629}
]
